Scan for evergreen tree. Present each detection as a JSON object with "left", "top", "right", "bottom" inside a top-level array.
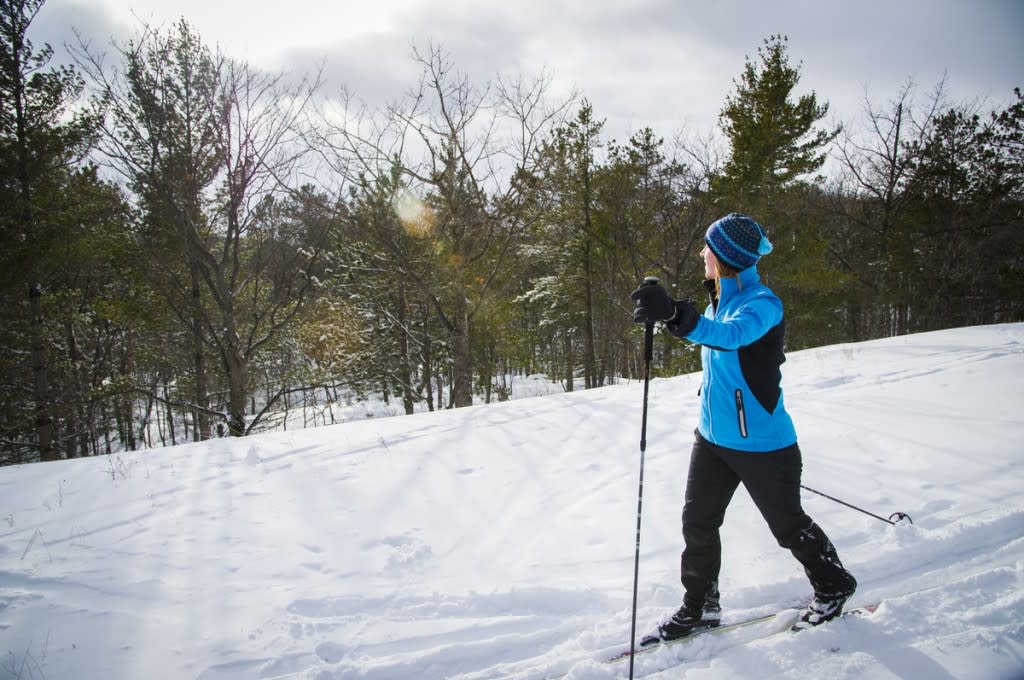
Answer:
[
  {"left": 908, "top": 92, "right": 1024, "bottom": 329},
  {"left": 597, "top": 129, "right": 704, "bottom": 376},
  {"left": 714, "top": 35, "right": 843, "bottom": 348},
  {"left": 521, "top": 100, "right": 605, "bottom": 390},
  {"left": 0, "top": 0, "right": 99, "bottom": 461},
  {"left": 93, "top": 19, "right": 224, "bottom": 439},
  {"left": 548, "top": 101, "right": 604, "bottom": 389},
  {"left": 715, "top": 35, "right": 839, "bottom": 203}
]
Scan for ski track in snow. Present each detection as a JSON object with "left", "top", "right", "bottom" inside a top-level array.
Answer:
[{"left": 1, "top": 324, "right": 1023, "bottom": 680}]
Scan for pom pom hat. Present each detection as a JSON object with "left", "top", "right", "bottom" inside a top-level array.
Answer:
[{"left": 704, "top": 212, "right": 773, "bottom": 271}]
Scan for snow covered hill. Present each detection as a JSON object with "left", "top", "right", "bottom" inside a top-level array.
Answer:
[{"left": 2, "top": 324, "right": 1023, "bottom": 680}]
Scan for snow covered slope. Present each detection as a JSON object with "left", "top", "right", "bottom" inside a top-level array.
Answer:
[{"left": 2, "top": 324, "right": 1023, "bottom": 680}]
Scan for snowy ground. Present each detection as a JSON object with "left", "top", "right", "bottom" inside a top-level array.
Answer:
[{"left": 2, "top": 324, "right": 1023, "bottom": 680}]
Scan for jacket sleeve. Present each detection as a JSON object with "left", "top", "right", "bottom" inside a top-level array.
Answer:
[{"left": 684, "top": 292, "right": 782, "bottom": 350}]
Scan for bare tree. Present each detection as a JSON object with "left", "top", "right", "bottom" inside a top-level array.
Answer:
[
  {"left": 200, "top": 58, "right": 325, "bottom": 435},
  {"left": 317, "top": 42, "right": 572, "bottom": 408},
  {"left": 830, "top": 79, "right": 947, "bottom": 337},
  {"left": 78, "top": 19, "right": 324, "bottom": 437}
]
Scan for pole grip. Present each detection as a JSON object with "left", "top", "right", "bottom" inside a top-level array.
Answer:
[{"left": 640, "top": 275, "right": 659, "bottom": 364}]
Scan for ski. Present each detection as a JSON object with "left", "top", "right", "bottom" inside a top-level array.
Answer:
[
  {"left": 607, "top": 609, "right": 798, "bottom": 663},
  {"left": 607, "top": 602, "right": 879, "bottom": 664}
]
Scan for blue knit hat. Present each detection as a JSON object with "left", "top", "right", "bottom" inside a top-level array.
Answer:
[{"left": 705, "top": 213, "right": 773, "bottom": 271}]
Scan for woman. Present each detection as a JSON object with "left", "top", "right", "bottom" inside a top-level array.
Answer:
[{"left": 630, "top": 212, "right": 856, "bottom": 643}]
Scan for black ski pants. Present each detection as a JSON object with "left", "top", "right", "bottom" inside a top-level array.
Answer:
[{"left": 679, "top": 430, "right": 852, "bottom": 609}]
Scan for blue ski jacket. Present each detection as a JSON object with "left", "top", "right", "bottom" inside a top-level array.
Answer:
[{"left": 667, "top": 266, "right": 797, "bottom": 452}]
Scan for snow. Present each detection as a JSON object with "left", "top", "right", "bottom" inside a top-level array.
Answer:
[{"left": 2, "top": 324, "right": 1024, "bottom": 680}]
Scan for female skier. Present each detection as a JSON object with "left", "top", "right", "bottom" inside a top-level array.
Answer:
[{"left": 629, "top": 212, "right": 857, "bottom": 643}]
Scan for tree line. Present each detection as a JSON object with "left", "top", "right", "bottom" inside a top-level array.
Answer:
[{"left": 1, "top": 0, "right": 1021, "bottom": 465}]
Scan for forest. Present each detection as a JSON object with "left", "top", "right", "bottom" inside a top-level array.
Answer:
[{"left": 2, "top": 0, "right": 1022, "bottom": 465}]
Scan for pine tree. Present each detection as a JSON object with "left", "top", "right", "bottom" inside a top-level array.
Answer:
[
  {"left": 713, "top": 35, "right": 843, "bottom": 348},
  {"left": 715, "top": 35, "right": 838, "bottom": 205},
  {"left": 0, "top": 0, "right": 99, "bottom": 461},
  {"left": 525, "top": 100, "right": 604, "bottom": 390}
]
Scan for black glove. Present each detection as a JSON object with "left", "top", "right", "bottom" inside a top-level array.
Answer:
[
  {"left": 630, "top": 278, "right": 676, "bottom": 324},
  {"left": 665, "top": 299, "right": 700, "bottom": 336}
]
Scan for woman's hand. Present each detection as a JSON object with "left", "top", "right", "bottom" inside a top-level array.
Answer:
[{"left": 630, "top": 279, "right": 676, "bottom": 323}]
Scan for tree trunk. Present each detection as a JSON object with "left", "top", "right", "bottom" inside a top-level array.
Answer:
[
  {"left": 582, "top": 167, "right": 596, "bottom": 390},
  {"left": 397, "top": 286, "right": 416, "bottom": 415},
  {"left": 188, "top": 258, "right": 210, "bottom": 440},
  {"left": 422, "top": 314, "right": 435, "bottom": 411},
  {"left": 451, "top": 293, "right": 473, "bottom": 408},
  {"left": 224, "top": 344, "right": 248, "bottom": 437},
  {"left": 29, "top": 285, "right": 55, "bottom": 460},
  {"left": 563, "top": 330, "right": 574, "bottom": 392}
]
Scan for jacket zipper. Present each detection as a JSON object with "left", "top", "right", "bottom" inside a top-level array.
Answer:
[
  {"left": 735, "top": 389, "right": 748, "bottom": 438},
  {"left": 706, "top": 382, "right": 713, "bottom": 436}
]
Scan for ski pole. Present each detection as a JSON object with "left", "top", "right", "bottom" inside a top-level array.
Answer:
[
  {"left": 801, "top": 484, "right": 912, "bottom": 525},
  {"left": 629, "top": 315, "right": 655, "bottom": 680}
]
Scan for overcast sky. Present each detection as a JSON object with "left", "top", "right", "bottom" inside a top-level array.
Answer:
[{"left": 28, "top": 0, "right": 1024, "bottom": 146}]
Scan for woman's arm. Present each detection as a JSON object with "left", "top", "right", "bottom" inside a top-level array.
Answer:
[{"left": 684, "top": 293, "right": 782, "bottom": 350}]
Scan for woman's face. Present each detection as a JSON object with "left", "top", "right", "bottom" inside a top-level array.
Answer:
[{"left": 701, "top": 245, "right": 718, "bottom": 280}]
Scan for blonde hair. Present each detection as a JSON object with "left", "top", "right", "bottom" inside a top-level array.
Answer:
[{"left": 711, "top": 253, "right": 740, "bottom": 298}]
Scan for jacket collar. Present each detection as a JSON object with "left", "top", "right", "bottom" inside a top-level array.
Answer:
[{"left": 724, "top": 265, "right": 761, "bottom": 295}]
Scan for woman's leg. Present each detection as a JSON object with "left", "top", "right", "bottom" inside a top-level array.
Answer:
[
  {"left": 728, "top": 443, "right": 856, "bottom": 599},
  {"left": 680, "top": 432, "right": 741, "bottom": 609}
]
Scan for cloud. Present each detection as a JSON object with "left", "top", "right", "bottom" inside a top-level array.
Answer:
[
  {"left": 29, "top": 0, "right": 133, "bottom": 66},
  {"left": 272, "top": 1, "right": 738, "bottom": 142},
  {"left": 24, "top": 0, "right": 1024, "bottom": 153}
]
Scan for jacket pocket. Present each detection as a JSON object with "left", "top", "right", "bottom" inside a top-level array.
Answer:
[{"left": 734, "top": 389, "right": 748, "bottom": 438}]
